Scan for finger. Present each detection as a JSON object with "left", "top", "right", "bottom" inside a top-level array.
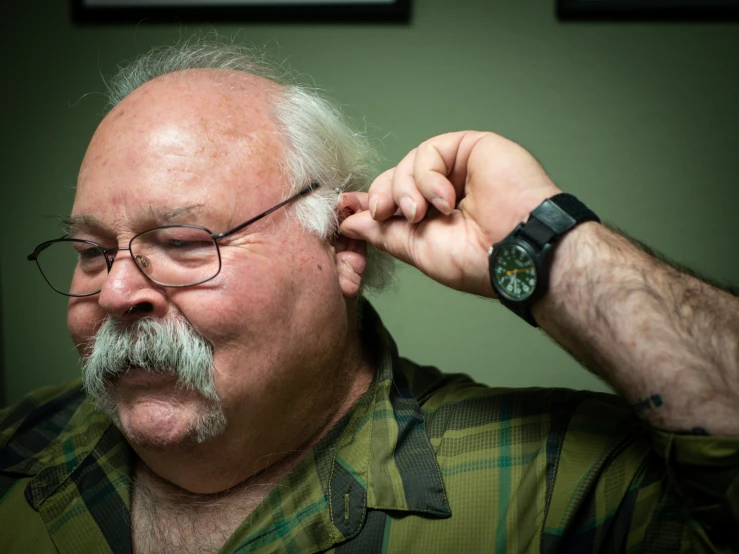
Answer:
[
  {"left": 387, "top": 148, "right": 430, "bottom": 224},
  {"left": 413, "top": 131, "right": 487, "bottom": 215},
  {"left": 369, "top": 150, "right": 429, "bottom": 224},
  {"left": 367, "top": 168, "right": 396, "bottom": 221}
]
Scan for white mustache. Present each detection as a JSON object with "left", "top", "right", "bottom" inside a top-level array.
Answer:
[{"left": 82, "top": 315, "right": 218, "bottom": 401}]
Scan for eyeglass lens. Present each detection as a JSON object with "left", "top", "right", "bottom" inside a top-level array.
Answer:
[
  {"left": 132, "top": 227, "right": 219, "bottom": 287},
  {"left": 35, "top": 227, "right": 220, "bottom": 296}
]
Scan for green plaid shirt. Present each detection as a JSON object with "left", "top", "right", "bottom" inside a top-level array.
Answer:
[{"left": 1, "top": 310, "right": 738, "bottom": 553}]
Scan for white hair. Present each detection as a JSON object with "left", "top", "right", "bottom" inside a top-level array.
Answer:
[{"left": 104, "top": 35, "right": 393, "bottom": 292}]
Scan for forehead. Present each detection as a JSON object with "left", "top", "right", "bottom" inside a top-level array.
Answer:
[{"left": 73, "top": 70, "right": 288, "bottom": 230}]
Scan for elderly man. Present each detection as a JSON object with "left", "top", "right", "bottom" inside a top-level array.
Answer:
[{"left": 1, "top": 40, "right": 737, "bottom": 553}]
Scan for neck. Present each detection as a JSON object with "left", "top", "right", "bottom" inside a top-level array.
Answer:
[{"left": 133, "top": 447, "right": 297, "bottom": 513}]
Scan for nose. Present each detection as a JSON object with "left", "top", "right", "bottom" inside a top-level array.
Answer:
[{"left": 97, "top": 248, "right": 168, "bottom": 320}]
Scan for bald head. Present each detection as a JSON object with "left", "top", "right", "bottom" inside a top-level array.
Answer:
[
  {"left": 87, "top": 39, "right": 391, "bottom": 290},
  {"left": 79, "top": 70, "right": 289, "bottom": 213}
]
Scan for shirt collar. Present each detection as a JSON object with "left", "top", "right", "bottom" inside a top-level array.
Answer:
[
  {"left": 21, "top": 393, "right": 130, "bottom": 511},
  {"left": 356, "top": 303, "right": 451, "bottom": 517}
]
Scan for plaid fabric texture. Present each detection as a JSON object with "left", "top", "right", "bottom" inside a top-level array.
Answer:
[{"left": 1, "top": 309, "right": 737, "bottom": 553}]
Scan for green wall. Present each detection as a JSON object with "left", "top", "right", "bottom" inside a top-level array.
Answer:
[{"left": 1, "top": 0, "right": 737, "bottom": 405}]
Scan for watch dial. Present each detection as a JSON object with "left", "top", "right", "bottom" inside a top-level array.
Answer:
[{"left": 492, "top": 244, "right": 537, "bottom": 301}]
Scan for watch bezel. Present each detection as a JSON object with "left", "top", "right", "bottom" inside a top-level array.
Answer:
[{"left": 489, "top": 236, "right": 547, "bottom": 304}]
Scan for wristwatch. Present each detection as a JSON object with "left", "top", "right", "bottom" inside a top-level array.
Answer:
[{"left": 488, "top": 193, "right": 600, "bottom": 327}]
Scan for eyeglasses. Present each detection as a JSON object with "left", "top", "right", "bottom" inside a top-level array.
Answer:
[{"left": 28, "top": 183, "right": 320, "bottom": 297}]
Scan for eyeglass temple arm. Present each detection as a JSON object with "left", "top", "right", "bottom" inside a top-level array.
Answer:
[
  {"left": 211, "top": 183, "right": 320, "bottom": 240},
  {"left": 27, "top": 235, "right": 71, "bottom": 261},
  {"left": 28, "top": 182, "right": 321, "bottom": 260}
]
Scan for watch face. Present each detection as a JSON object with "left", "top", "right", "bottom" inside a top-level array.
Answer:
[{"left": 492, "top": 243, "right": 537, "bottom": 302}]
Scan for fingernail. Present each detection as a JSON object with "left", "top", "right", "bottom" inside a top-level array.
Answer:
[
  {"left": 370, "top": 197, "right": 378, "bottom": 219},
  {"left": 398, "top": 196, "right": 417, "bottom": 222},
  {"left": 431, "top": 197, "right": 452, "bottom": 215}
]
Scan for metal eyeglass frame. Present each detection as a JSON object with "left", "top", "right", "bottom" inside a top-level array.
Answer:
[{"left": 27, "top": 183, "right": 320, "bottom": 297}]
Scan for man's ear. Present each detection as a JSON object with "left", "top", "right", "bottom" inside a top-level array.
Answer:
[{"left": 334, "top": 197, "right": 368, "bottom": 298}]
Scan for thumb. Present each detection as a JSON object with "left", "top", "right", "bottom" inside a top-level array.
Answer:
[{"left": 340, "top": 211, "right": 415, "bottom": 266}]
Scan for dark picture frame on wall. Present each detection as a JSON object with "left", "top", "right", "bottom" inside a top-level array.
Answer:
[
  {"left": 558, "top": 0, "right": 739, "bottom": 20},
  {"left": 71, "top": 0, "right": 411, "bottom": 24}
]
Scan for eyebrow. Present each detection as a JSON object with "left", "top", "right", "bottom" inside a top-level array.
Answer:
[{"left": 61, "top": 204, "right": 207, "bottom": 235}]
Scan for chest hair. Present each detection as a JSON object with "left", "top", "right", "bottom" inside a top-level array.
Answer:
[{"left": 131, "top": 471, "right": 273, "bottom": 554}]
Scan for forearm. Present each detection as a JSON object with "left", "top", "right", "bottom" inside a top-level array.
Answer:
[{"left": 533, "top": 222, "right": 739, "bottom": 436}]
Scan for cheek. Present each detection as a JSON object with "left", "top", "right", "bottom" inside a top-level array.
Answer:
[
  {"left": 66, "top": 298, "right": 105, "bottom": 355},
  {"left": 171, "top": 256, "right": 297, "bottom": 346},
  {"left": 176, "top": 242, "right": 340, "bottom": 357}
]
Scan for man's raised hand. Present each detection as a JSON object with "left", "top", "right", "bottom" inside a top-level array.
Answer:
[{"left": 340, "top": 131, "right": 562, "bottom": 297}]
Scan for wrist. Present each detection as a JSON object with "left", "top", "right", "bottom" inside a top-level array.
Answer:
[{"left": 530, "top": 221, "right": 607, "bottom": 327}]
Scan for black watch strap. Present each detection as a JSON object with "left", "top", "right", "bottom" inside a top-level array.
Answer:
[{"left": 517, "top": 193, "right": 600, "bottom": 249}]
